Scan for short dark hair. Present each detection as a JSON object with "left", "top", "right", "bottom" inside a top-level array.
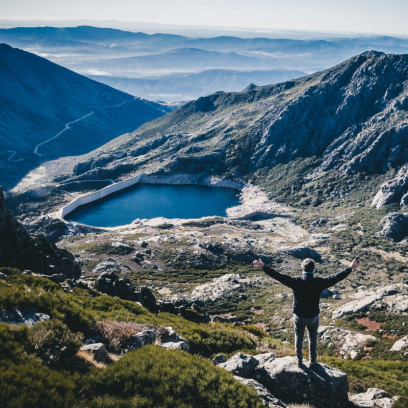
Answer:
[{"left": 301, "top": 258, "right": 315, "bottom": 272}]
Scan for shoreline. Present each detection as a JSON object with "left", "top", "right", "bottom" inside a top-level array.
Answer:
[{"left": 58, "top": 173, "right": 291, "bottom": 229}]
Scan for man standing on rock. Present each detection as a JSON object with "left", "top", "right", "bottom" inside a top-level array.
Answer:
[{"left": 253, "top": 257, "right": 360, "bottom": 367}]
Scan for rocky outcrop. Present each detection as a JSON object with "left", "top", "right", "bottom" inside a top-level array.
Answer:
[
  {"left": 350, "top": 388, "right": 399, "bottom": 408},
  {"left": 0, "top": 306, "right": 50, "bottom": 326},
  {"left": 253, "top": 356, "right": 349, "bottom": 408},
  {"left": 234, "top": 377, "right": 287, "bottom": 408},
  {"left": 375, "top": 212, "right": 408, "bottom": 241},
  {"left": 0, "top": 187, "right": 80, "bottom": 279},
  {"left": 318, "top": 326, "right": 376, "bottom": 359},
  {"left": 391, "top": 335, "right": 408, "bottom": 352},
  {"left": 95, "top": 269, "right": 159, "bottom": 312},
  {"left": 332, "top": 284, "right": 408, "bottom": 319},
  {"left": 125, "top": 330, "right": 156, "bottom": 351},
  {"left": 175, "top": 274, "right": 254, "bottom": 308},
  {"left": 157, "top": 326, "right": 190, "bottom": 352},
  {"left": 80, "top": 343, "right": 110, "bottom": 363},
  {"left": 218, "top": 352, "right": 260, "bottom": 378},
  {"left": 372, "top": 165, "right": 408, "bottom": 209}
]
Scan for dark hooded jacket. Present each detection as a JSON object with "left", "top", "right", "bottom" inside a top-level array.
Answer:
[{"left": 262, "top": 265, "right": 352, "bottom": 318}]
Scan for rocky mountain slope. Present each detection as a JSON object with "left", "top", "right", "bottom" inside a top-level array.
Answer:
[
  {"left": 0, "top": 43, "right": 170, "bottom": 188},
  {"left": 19, "top": 51, "right": 408, "bottom": 212},
  {"left": 0, "top": 187, "right": 79, "bottom": 278}
]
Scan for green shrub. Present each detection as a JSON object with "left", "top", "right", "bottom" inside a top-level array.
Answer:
[
  {"left": 80, "top": 346, "right": 263, "bottom": 408},
  {"left": 26, "top": 319, "right": 82, "bottom": 367}
]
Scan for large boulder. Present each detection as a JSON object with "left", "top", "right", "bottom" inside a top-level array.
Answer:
[
  {"left": 350, "top": 388, "right": 399, "bottom": 408},
  {"left": 391, "top": 335, "right": 408, "bottom": 352},
  {"left": 158, "top": 326, "right": 190, "bottom": 352},
  {"left": 332, "top": 284, "right": 408, "bottom": 319},
  {"left": 80, "top": 343, "right": 109, "bottom": 363},
  {"left": 0, "top": 187, "right": 80, "bottom": 279},
  {"left": 375, "top": 212, "right": 408, "bottom": 241},
  {"left": 254, "top": 356, "right": 349, "bottom": 408},
  {"left": 318, "top": 326, "right": 376, "bottom": 359},
  {"left": 234, "top": 377, "right": 286, "bottom": 408},
  {"left": 372, "top": 164, "right": 408, "bottom": 209},
  {"left": 218, "top": 352, "right": 259, "bottom": 378}
]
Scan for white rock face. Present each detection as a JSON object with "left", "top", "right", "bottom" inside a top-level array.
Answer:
[
  {"left": 188, "top": 273, "right": 252, "bottom": 303},
  {"left": 159, "top": 341, "right": 190, "bottom": 352},
  {"left": 318, "top": 326, "right": 376, "bottom": 359},
  {"left": 391, "top": 335, "right": 408, "bottom": 352},
  {"left": 372, "top": 164, "right": 408, "bottom": 209},
  {"left": 332, "top": 284, "right": 408, "bottom": 319},
  {"left": 350, "top": 388, "right": 399, "bottom": 408}
]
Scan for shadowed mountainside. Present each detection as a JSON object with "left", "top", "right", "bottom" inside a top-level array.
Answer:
[{"left": 0, "top": 43, "right": 171, "bottom": 188}]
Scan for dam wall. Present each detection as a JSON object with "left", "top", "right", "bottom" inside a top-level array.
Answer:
[{"left": 59, "top": 174, "right": 144, "bottom": 219}]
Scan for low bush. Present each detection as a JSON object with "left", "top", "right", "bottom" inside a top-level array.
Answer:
[{"left": 80, "top": 346, "right": 263, "bottom": 408}]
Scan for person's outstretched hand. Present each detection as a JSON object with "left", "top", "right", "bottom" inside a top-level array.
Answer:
[
  {"left": 253, "top": 258, "right": 264, "bottom": 268},
  {"left": 350, "top": 258, "right": 360, "bottom": 269}
]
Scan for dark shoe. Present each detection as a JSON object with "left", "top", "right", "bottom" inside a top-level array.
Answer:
[
  {"left": 309, "top": 361, "right": 319, "bottom": 369},
  {"left": 298, "top": 361, "right": 305, "bottom": 368}
]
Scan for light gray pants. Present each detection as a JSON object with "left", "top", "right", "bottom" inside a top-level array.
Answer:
[{"left": 294, "top": 314, "right": 319, "bottom": 364}]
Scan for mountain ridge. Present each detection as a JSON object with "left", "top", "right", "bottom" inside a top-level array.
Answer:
[{"left": 17, "top": 50, "right": 408, "bottom": 213}]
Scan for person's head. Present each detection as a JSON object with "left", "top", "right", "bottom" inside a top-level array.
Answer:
[{"left": 301, "top": 258, "right": 315, "bottom": 273}]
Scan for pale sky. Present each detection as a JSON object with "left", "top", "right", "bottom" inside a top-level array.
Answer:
[{"left": 2, "top": 0, "right": 408, "bottom": 36}]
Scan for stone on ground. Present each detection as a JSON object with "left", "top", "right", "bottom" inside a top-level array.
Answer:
[{"left": 254, "top": 356, "right": 348, "bottom": 408}]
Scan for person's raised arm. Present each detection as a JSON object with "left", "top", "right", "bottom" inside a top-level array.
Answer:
[
  {"left": 320, "top": 258, "right": 360, "bottom": 289},
  {"left": 253, "top": 258, "right": 296, "bottom": 288}
]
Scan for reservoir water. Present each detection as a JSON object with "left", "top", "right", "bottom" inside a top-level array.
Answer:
[{"left": 65, "top": 183, "right": 241, "bottom": 227}]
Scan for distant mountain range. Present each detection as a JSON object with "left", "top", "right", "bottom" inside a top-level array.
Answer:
[
  {"left": 1, "top": 26, "right": 408, "bottom": 102},
  {"left": 0, "top": 43, "right": 170, "bottom": 188},
  {"left": 21, "top": 51, "right": 408, "bottom": 211}
]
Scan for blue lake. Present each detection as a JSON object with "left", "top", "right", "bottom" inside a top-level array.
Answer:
[{"left": 66, "top": 183, "right": 241, "bottom": 227}]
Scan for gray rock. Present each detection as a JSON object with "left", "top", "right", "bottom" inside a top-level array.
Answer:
[
  {"left": 0, "top": 187, "right": 80, "bottom": 279},
  {"left": 375, "top": 212, "right": 408, "bottom": 241},
  {"left": 159, "top": 341, "right": 190, "bottom": 352},
  {"left": 218, "top": 352, "right": 259, "bottom": 378},
  {"left": 254, "top": 356, "right": 349, "bottom": 408},
  {"left": 391, "top": 335, "right": 408, "bottom": 352},
  {"left": 350, "top": 388, "right": 399, "bottom": 408},
  {"left": 159, "top": 326, "right": 190, "bottom": 352},
  {"left": 332, "top": 284, "right": 408, "bottom": 319},
  {"left": 234, "top": 377, "right": 286, "bottom": 408},
  {"left": 318, "top": 326, "right": 376, "bottom": 359},
  {"left": 212, "top": 354, "right": 227, "bottom": 364},
  {"left": 0, "top": 307, "right": 50, "bottom": 326},
  {"left": 0, "top": 272, "right": 7, "bottom": 280},
  {"left": 126, "top": 330, "right": 156, "bottom": 351},
  {"left": 253, "top": 352, "right": 275, "bottom": 366},
  {"left": 179, "top": 273, "right": 252, "bottom": 305},
  {"left": 92, "top": 260, "right": 122, "bottom": 274},
  {"left": 372, "top": 164, "right": 408, "bottom": 209},
  {"left": 80, "top": 343, "right": 109, "bottom": 363}
]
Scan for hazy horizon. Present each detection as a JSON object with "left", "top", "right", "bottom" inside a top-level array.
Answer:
[{"left": 2, "top": 0, "right": 408, "bottom": 37}]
